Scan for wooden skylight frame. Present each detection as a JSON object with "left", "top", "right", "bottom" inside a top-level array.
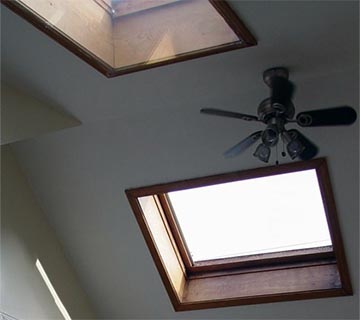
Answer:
[
  {"left": 2, "top": 0, "right": 257, "bottom": 78},
  {"left": 125, "top": 158, "right": 352, "bottom": 311}
]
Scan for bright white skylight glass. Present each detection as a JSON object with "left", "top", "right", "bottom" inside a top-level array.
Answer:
[{"left": 168, "top": 169, "right": 332, "bottom": 263}]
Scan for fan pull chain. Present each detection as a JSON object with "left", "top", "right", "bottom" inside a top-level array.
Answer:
[
  {"left": 281, "top": 135, "right": 286, "bottom": 157},
  {"left": 275, "top": 142, "right": 279, "bottom": 166}
]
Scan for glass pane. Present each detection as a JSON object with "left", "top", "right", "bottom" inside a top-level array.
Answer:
[
  {"left": 18, "top": 0, "right": 240, "bottom": 69},
  {"left": 168, "top": 169, "right": 332, "bottom": 263}
]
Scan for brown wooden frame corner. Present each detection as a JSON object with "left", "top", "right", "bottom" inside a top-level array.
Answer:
[{"left": 125, "top": 158, "right": 352, "bottom": 311}]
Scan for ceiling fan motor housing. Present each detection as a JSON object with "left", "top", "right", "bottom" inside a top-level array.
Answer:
[
  {"left": 258, "top": 67, "right": 295, "bottom": 123},
  {"left": 258, "top": 97, "right": 295, "bottom": 123}
]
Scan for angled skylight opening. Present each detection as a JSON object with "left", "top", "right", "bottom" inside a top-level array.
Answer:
[
  {"left": 3, "top": 0, "right": 256, "bottom": 77},
  {"left": 126, "top": 158, "right": 352, "bottom": 311},
  {"left": 167, "top": 169, "right": 332, "bottom": 263}
]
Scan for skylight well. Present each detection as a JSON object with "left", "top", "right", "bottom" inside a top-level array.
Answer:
[
  {"left": 3, "top": 0, "right": 256, "bottom": 77},
  {"left": 168, "top": 169, "right": 332, "bottom": 263},
  {"left": 126, "top": 158, "right": 352, "bottom": 311}
]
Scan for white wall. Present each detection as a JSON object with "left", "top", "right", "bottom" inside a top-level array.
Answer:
[
  {"left": 1, "top": 83, "right": 80, "bottom": 145},
  {"left": 0, "top": 146, "right": 96, "bottom": 319}
]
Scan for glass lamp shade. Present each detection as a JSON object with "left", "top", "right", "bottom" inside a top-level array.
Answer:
[
  {"left": 287, "top": 139, "right": 306, "bottom": 159},
  {"left": 253, "top": 143, "right": 271, "bottom": 162},
  {"left": 261, "top": 125, "right": 279, "bottom": 146}
]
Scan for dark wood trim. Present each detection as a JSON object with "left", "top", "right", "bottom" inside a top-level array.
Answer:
[
  {"left": 187, "top": 247, "right": 335, "bottom": 275},
  {"left": 209, "top": 0, "right": 257, "bottom": 45},
  {"left": 176, "top": 288, "right": 348, "bottom": 312},
  {"left": 193, "top": 246, "right": 333, "bottom": 267},
  {"left": 188, "top": 258, "right": 337, "bottom": 280},
  {"left": 1, "top": 0, "right": 256, "bottom": 78},
  {"left": 180, "top": 263, "right": 344, "bottom": 311},
  {"left": 315, "top": 159, "right": 353, "bottom": 294}
]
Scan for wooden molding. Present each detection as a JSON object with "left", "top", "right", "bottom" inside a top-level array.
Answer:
[{"left": 209, "top": 0, "right": 257, "bottom": 45}]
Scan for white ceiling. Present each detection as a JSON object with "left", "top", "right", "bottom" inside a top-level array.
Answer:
[{"left": 1, "top": 1, "right": 359, "bottom": 318}]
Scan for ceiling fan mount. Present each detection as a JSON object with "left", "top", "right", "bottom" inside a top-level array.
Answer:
[
  {"left": 200, "top": 66, "right": 357, "bottom": 163},
  {"left": 258, "top": 67, "right": 296, "bottom": 123},
  {"left": 263, "top": 66, "right": 289, "bottom": 87}
]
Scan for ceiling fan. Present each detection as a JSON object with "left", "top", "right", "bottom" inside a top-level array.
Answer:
[{"left": 200, "top": 67, "right": 357, "bottom": 163}]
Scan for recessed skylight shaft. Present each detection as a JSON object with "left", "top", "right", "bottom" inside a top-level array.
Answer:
[{"left": 3, "top": 0, "right": 256, "bottom": 76}]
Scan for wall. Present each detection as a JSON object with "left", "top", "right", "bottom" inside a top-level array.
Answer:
[
  {"left": 0, "top": 145, "right": 96, "bottom": 319},
  {"left": 11, "top": 68, "right": 359, "bottom": 319},
  {"left": 1, "top": 83, "right": 80, "bottom": 145}
]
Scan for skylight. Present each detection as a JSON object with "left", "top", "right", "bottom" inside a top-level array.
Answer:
[
  {"left": 168, "top": 169, "right": 332, "bottom": 262},
  {"left": 3, "top": 0, "right": 256, "bottom": 77},
  {"left": 126, "top": 158, "right": 352, "bottom": 311}
]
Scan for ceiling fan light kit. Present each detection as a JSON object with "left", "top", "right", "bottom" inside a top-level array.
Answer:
[
  {"left": 253, "top": 143, "right": 271, "bottom": 163},
  {"left": 201, "top": 67, "right": 357, "bottom": 164}
]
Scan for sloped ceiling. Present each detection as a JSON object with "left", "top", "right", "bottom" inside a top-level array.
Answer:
[
  {"left": 1, "top": 83, "right": 80, "bottom": 145},
  {"left": 1, "top": 1, "right": 359, "bottom": 319}
]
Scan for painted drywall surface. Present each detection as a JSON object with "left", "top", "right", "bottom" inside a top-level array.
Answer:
[
  {"left": 11, "top": 68, "right": 359, "bottom": 319},
  {"left": 0, "top": 83, "right": 80, "bottom": 145},
  {"left": 0, "top": 146, "right": 96, "bottom": 319}
]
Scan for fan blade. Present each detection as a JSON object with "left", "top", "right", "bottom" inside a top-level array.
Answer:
[
  {"left": 296, "top": 106, "right": 357, "bottom": 127},
  {"left": 271, "top": 77, "right": 295, "bottom": 106},
  {"left": 200, "top": 108, "right": 259, "bottom": 121},
  {"left": 288, "top": 129, "right": 318, "bottom": 160},
  {"left": 224, "top": 131, "right": 262, "bottom": 158}
]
